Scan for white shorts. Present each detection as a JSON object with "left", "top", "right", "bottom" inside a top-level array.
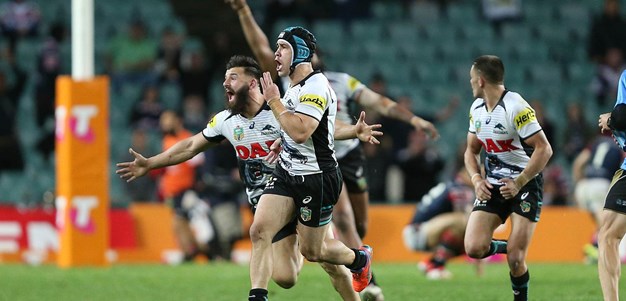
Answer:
[
  {"left": 574, "top": 178, "right": 611, "bottom": 214},
  {"left": 402, "top": 223, "right": 433, "bottom": 252}
]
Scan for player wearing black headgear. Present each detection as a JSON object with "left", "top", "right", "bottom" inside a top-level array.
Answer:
[
  {"left": 244, "top": 24, "right": 377, "bottom": 301},
  {"left": 277, "top": 26, "right": 316, "bottom": 74},
  {"left": 226, "top": 1, "right": 442, "bottom": 300}
]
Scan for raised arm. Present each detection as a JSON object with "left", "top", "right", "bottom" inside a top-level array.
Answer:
[
  {"left": 116, "top": 133, "right": 215, "bottom": 182},
  {"left": 356, "top": 87, "right": 439, "bottom": 139},
  {"left": 260, "top": 72, "right": 317, "bottom": 143},
  {"left": 335, "top": 111, "right": 382, "bottom": 144},
  {"left": 226, "top": 0, "right": 278, "bottom": 79}
]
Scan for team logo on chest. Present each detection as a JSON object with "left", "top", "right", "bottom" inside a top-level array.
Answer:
[
  {"left": 493, "top": 122, "right": 508, "bottom": 134},
  {"left": 233, "top": 125, "right": 245, "bottom": 141},
  {"left": 260, "top": 124, "right": 279, "bottom": 135}
]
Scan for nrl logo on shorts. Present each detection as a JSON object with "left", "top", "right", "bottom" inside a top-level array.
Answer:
[
  {"left": 520, "top": 200, "right": 531, "bottom": 213},
  {"left": 233, "top": 126, "right": 244, "bottom": 141},
  {"left": 300, "top": 206, "right": 312, "bottom": 222}
]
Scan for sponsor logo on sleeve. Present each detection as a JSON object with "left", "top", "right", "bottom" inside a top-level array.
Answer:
[
  {"left": 300, "top": 94, "right": 327, "bottom": 111},
  {"left": 348, "top": 76, "right": 361, "bottom": 92},
  {"left": 514, "top": 107, "right": 536, "bottom": 129},
  {"left": 208, "top": 116, "right": 217, "bottom": 128}
]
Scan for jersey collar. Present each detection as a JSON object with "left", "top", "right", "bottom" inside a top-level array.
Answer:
[
  {"left": 478, "top": 89, "right": 509, "bottom": 112},
  {"left": 291, "top": 70, "right": 321, "bottom": 88}
]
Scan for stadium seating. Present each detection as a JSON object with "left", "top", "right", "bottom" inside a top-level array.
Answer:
[{"left": 2, "top": 0, "right": 613, "bottom": 206}]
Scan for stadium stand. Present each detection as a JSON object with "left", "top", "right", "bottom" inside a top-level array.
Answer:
[{"left": 1, "top": 0, "right": 623, "bottom": 206}]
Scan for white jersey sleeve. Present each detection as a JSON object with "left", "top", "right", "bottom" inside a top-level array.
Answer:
[
  {"left": 510, "top": 98, "right": 542, "bottom": 140},
  {"left": 468, "top": 99, "right": 482, "bottom": 134},
  {"left": 294, "top": 81, "right": 330, "bottom": 121},
  {"left": 201, "top": 110, "right": 230, "bottom": 143}
]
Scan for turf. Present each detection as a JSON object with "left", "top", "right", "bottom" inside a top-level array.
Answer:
[{"left": 0, "top": 262, "right": 616, "bottom": 300}]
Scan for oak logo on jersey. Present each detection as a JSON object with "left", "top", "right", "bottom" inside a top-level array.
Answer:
[
  {"left": 481, "top": 138, "right": 519, "bottom": 153},
  {"left": 300, "top": 94, "right": 327, "bottom": 110},
  {"left": 493, "top": 123, "right": 508, "bottom": 134},
  {"left": 235, "top": 141, "right": 275, "bottom": 159},
  {"left": 233, "top": 126, "right": 244, "bottom": 141},
  {"left": 514, "top": 107, "right": 536, "bottom": 129}
]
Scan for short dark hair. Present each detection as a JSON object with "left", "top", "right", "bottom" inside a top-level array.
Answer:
[
  {"left": 473, "top": 55, "right": 505, "bottom": 84},
  {"left": 226, "top": 55, "right": 262, "bottom": 80}
]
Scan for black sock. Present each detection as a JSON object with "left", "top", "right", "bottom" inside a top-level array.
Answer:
[
  {"left": 431, "top": 243, "right": 456, "bottom": 267},
  {"left": 345, "top": 248, "right": 367, "bottom": 271},
  {"left": 249, "top": 288, "right": 268, "bottom": 301},
  {"left": 510, "top": 270, "right": 529, "bottom": 301},
  {"left": 483, "top": 239, "right": 507, "bottom": 258},
  {"left": 370, "top": 272, "right": 378, "bottom": 286}
]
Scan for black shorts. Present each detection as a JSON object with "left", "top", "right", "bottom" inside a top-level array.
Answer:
[
  {"left": 472, "top": 174, "right": 544, "bottom": 223},
  {"left": 263, "top": 165, "right": 343, "bottom": 227},
  {"left": 604, "top": 169, "right": 626, "bottom": 214},
  {"left": 337, "top": 144, "right": 368, "bottom": 193},
  {"left": 167, "top": 190, "right": 191, "bottom": 220},
  {"left": 272, "top": 219, "right": 298, "bottom": 243}
]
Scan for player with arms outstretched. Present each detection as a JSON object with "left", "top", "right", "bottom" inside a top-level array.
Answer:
[
  {"left": 225, "top": 1, "right": 438, "bottom": 298},
  {"left": 116, "top": 55, "right": 381, "bottom": 301}
]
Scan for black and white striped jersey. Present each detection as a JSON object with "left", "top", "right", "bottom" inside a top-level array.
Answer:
[
  {"left": 202, "top": 104, "right": 280, "bottom": 205},
  {"left": 468, "top": 90, "right": 542, "bottom": 184},
  {"left": 279, "top": 71, "right": 338, "bottom": 175},
  {"left": 282, "top": 71, "right": 365, "bottom": 159}
]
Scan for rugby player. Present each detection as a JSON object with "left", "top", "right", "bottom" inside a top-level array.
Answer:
[
  {"left": 597, "top": 70, "right": 626, "bottom": 301},
  {"left": 463, "top": 55, "right": 552, "bottom": 301},
  {"left": 116, "top": 55, "right": 381, "bottom": 301},
  {"left": 226, "top": 1, "right": 439, "bottom": 298}
]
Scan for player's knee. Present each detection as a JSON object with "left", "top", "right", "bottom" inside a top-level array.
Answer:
[
  {"left": 506, "top": 251, "right": 525, "bottom": 271},
  {"left": 465, "top": 241, "right": 490, "bottom": 259},
  {"left": 299, "top": 245, "right": 323, "bottom": 262},
  {"left": 273, "top": 274, "right": 297, "bottom": 289},
  {"left": 249, "top": 221, "right": 271, "bottom": 244},
  {"left": 598, "top": 228, "right": 622, "bottom": 246}
]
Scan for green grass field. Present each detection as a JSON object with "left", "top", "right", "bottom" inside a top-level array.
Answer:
[{"left": 0, "top": 262, "right": 616, "bottom": 300}]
